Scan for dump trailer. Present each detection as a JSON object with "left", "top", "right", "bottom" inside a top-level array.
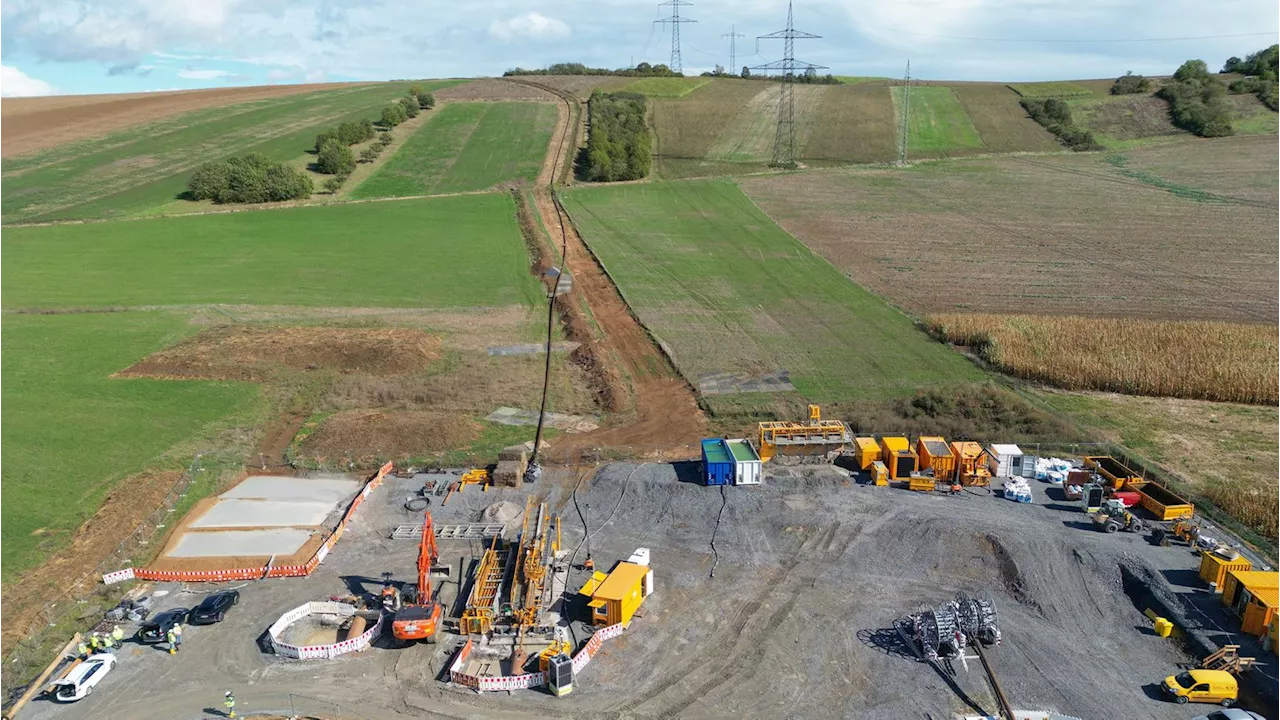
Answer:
[
  {"left": 1084, "top": 455, "right": 1143, "bottom": 490},
  {"left": 1138, "top": 482, "right": 1195, "bottom": 521},
  {"left": 917, "top": 436, "right": 955, "bottom": 480},
  {"left": 756, "top": 404, "right": 851, "bottom": 464},
  {"left": 878, "top": 436, "right": 917, "bottom": 480}
]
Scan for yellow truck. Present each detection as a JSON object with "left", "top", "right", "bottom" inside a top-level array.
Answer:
[{"left": 1161, "top": 669, "right": 1238, "bottom": 706}]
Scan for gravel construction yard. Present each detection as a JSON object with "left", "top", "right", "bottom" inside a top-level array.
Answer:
[{"left": 21, "top": 465, "right": 1275, "bottom": 720}]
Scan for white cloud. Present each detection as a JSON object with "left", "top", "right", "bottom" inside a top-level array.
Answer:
[
  {"left": 488, "top": 12, "right": 571, "bottom": 43},
  {"left": 1, "top": 65, "right": 56, "bottom": 96},
  {"left": 177, "top": 68, "right": 232, "bottom": 79},
  {"left": 266, "top": 67, "right": 297, "bottom": 82}
]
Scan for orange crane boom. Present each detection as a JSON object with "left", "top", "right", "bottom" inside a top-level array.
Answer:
[{"left": 392, "top": 511, "right": 443, "bottom": 643}]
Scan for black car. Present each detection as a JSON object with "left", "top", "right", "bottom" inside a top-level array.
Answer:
[
  {"left": 137, "top": 608, "right": 189, "bottom": 643},
  {"left": 189, "top": 590, "right": 239, "bottom": 625}
]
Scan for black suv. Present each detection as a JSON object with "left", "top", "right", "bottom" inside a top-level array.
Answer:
[
  {"left": 137, "top": 608, "right": 189, "bottom": 643},
  {"left": 189, "top": 590, "right": 240, "bottom": 625}
]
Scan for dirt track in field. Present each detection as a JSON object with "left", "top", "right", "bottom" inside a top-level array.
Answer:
[
  {"left": 1, "top": 82, "right": 366, "bottom": 158},
  {"left": 504, "top": 77, "right": 706, "bottom": 457}
]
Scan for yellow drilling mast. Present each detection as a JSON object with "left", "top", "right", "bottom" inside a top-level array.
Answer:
[{"left": 459, "top": 535, "right": 504, "bottom": 635}]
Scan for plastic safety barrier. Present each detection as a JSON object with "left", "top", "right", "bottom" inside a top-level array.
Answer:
[
  {"left": 478, "top": 672, "right": 547, "bottom": 692},
  {"left": 102, "top": 567, "right": 136, "bottom": 585},
  {"left": 131, "top": 462, "right": 393, "bottom": 584},
  {"left": 448, "top": 624, "right": 627, "bottom": 693},
  {"left": 269, "top": 602, "right": 383, "bottom": 660}
]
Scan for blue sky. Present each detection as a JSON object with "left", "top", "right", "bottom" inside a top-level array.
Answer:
[{"left": 2, "top": 0, "right": 1277, "bottom": 96}]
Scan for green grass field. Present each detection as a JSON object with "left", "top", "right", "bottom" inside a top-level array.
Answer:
[
  {"left": 2, "top": 81, "right": 462, "bottom": 224},
  {"left": 1008, "top": 82, "right": 1097, "bottom": 98},
  {"left": 3, "top": 194, "right": 541, "bottom": 309},
  {"left": 893, "top": 86, "right": 985, "bottom": 154},
  {"left": 619, "top": 77, "right": 711, "bottom": 98},
  {"left": 2, "top": 312, "right": 259, "bottom": 581},
  {"left": 561, "top": 180, "right": 983, "bottom": 403},
  {"left": 351, "top": 101, "right": 556, "bottom": 198}
]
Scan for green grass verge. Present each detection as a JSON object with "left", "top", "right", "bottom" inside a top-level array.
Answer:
[
  {"left": 351, "top": 102, "right": 557, "bottom": 198},
  {"left": 560, "top": 179, "right": 984, "bottom": 403},
  {"left": 893, "top": 86, "right": 985, "bottom": 153},
  {"left": 1008, "top": 82, "right": 1096, "bottom": 98},
  {"left": 0, "top": 312, "right": 260, "bottom": 582},
  {"left": 2, "top": 194, "right": 542, "bottom": 310},
  {"left": 3, "top": 81, "right": 462, "bottom": 224},
  {"left": 834, "top": 76, "right": 889, "bottom": 85},
  {"left": 619, "top": 77, "right": 712, "bottom": 98}
]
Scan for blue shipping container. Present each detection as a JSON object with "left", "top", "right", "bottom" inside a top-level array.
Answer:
[{"left": 701, "top": 438, "right": 734, "bottom": 486}]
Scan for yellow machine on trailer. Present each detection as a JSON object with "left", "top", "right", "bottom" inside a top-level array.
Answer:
[{"left": 756, "top": 405, "right": 851, "bottom": 464}]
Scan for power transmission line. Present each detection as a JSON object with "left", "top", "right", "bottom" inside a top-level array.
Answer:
[
  {"left": 752, "top": 1, "right": 825, "bottom": 168},
  {"left": 723, "top": 24, "right": 745, "bottom": 73},
  {"left": 860, "top": 28, "right": 1278, "bottom": 44},
  {"left": 655, "top": 0, "right": 696, "bottom": 74},
  {"left": 897, "top": 59, "right": 911, "bottom": 166}
]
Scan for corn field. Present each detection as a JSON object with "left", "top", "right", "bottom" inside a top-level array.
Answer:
[{"left": 927, "top": 314, "right": 1278, "bottom": 405}]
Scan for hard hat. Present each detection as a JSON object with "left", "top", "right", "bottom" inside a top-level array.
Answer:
[{"left": 226, "top": 691, "right": 233, "bottom": 696}]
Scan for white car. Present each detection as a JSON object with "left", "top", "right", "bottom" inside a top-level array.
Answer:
[
  {"left": 1194, "top": 709, "right": 1268, "bottom": 720},
  {"left": 52, "top": 653, "right": 116, "bottom": 702}
]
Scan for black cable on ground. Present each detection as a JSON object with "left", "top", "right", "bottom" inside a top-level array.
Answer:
[{"left": 709, "top": 483, "right": 728, "bottom": 578}]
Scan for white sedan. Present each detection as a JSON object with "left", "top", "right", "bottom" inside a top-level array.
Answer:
[
  {"left": 1194, "top": 709, "right": 1268, "bottom": 720},
  {"left": 52, "top": 653, "right": 116, "bottom": 702}
]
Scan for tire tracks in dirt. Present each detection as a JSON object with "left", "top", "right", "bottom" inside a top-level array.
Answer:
[{"left": 500, "top": 77, "right": 706, "bottom": 458}]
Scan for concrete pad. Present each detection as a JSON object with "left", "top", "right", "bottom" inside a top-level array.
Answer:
[
  {"left": 222, "top": 475, "right": 359, "bottom": 504},
  {"left": 190, "top": 499, "right": 334, "bottom": 528},
  {"left": 165, "top": 529, "right": 312, "bottom": 558}
]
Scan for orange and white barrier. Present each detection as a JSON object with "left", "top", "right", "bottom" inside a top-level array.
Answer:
[
  {"left": 125, "top": 462, "right": 393, "bottom": 584},
  {"left": 268, "top": 601, "right": 383, "bottom": 660}
]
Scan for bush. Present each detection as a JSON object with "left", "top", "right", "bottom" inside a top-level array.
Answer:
[
  {"left": 1222, "top": 44, "right": 1279, "bottom": 76},
  {"left": 1020, "top": 98, "right": 1102, "bottom": 151},
  {"left": 505, "top": 62, "right": 681, "bottom": 78},
  {"left": 1158, "top": 60, "right": 1234, "bottom": 137},
  {"left": 577, "top": 91, "right": 651, "bottom": 182},
  {"left": 323, "top": 175, "right": 345, "bottom": 194},
  {"left": 186, "top": 154, "right": 312, "bottom": 204},
  {"left": 1223, "top": 45, "right": 1279, "bottom": 110},
  {"left": 417, "top": 92, "right": 435, "bottom": 109},
  {"left": 359, "top": 146, "right": 381, "bottom": 164},
  {"left": 377, "top": 132, "right": 394, "bottom": 147},
  {"left": 316, "top": 139, "right": 356, "bottom": 175},
  {"left": 381, "top": 104, "right": 407, "bottom": 128},
  {"left": 338, "top": 120, "right": 376, "bottom": 145},
  {"left": 399, "top": 96, "right": 420, "bottom": 118},
  {"left": 1110, "top": 71, "right": 1152, "bottom": 95}
]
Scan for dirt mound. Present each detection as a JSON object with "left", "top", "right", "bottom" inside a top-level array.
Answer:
[
  {"left": 298, "top": 410, "right": 481, "bottom": 463},
  {"left": 482, "top": 500, "right": 522, "bottom": 525},
  {"left": 120, "top": 326, "right": 440, "bottom": 382}
]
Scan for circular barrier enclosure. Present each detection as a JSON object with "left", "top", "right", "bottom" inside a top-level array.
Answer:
[{"left": 268, "top": 601, "right": 383, "bottom": 660}]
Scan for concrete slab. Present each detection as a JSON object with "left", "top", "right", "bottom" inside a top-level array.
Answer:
[
  {"left": 190, "top": 499, "right": 334, "bottom": 528},
  {"left": 165, "top": 529, "right": 312, "bottom": 558},
  {"left": 222, "top": 475, "right": 359, "bottom": 504}
]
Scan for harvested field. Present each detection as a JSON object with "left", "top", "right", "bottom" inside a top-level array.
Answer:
[
  {"left": 929, "top": 313, "right": 1278, "bottom": 404},
  {"left": 1008, "top": 81, "right": 1098, "bottom": 98},
  {"left": 950, "top": 84, "right": 1061, "bottom": 153},
  {"left": 0, "top": 82, "right": 364, "bottom": 159},
  {"left": 1070, "top": 93, "right": 1181, "bottom": 145},
  {"left": 298, "top": 410, "right": 482, "bottom": 463},
  {"left": 804, "top": 81, "right": 897, "bottom": 164},
  {"left": 893, "top": 85, "right": 985, "bottom": 157},
  {"left": 351, "top": 102, "right": 557, "bottom": 198},
  {"left": 511, "top": 75, "right": 630, "bottom": 98},
  {"left": 561, "top": 180, "right": 983, "bottom": 406},
  {"left": 619, "top": 76, "right": 711, "bottom": 98},
  {"left": 740, "top": 153, "right": 1278, "bottom": 323},
  {"left": 435, "top": 79, "right": 557, "bottom": 101},
  {"left": 1121, "top": 135, "right": 1280, "bottom": 205},
  {"left": 708, "top": 84, "right": 829, "bottom": 163},
  {"left": 651, "top": 80, "right": 762, "bottom": 178},
  {"left": 119, "top": 326, "right": 441, "bottom": 382}
]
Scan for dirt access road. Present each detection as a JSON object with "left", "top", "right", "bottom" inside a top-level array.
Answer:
[{"left": 507, "top": 77, "right": 706, "bottom": 456}]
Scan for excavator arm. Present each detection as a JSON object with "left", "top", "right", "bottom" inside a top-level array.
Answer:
[{"left": 417, "top": 511, "right": 439, "bottom": 604}]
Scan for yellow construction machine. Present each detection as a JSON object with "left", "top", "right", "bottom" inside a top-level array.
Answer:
[{"left": 756, "top": 405, "right": 851, "bottom": 464}]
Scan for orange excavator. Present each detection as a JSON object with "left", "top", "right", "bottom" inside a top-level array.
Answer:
[{"left": 391, "top": 511, "right": 443, "bottom": 644}]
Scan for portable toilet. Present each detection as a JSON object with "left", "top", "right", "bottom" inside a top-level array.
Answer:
[
  {"left": 701, "top": 438, "right": 734, "bottom": 486},
  {"left": 726, "top": 439, "right": 762, "bottom": 485},
  {"left": 988, "top": 444, "right": 1030, "bottom": 478},
  {"left": 878, "top": 436, "right": 917, "bottom": 480}
]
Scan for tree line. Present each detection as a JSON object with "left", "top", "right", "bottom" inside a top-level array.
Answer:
[
  {"left": 506, "top": 62, "right": 681, "bottom": 78},
  {"left": 703, "top": 66, "right": 840, "bottom": 84},
  {"left": 577, "top": 91, "right": 651, "bottom": 182},
  {"left": 186, "top": 85, "right": 436, "bottom": 204},
  {"left": 1020, "top": 98, "right": 1102, "bottom": 151}
]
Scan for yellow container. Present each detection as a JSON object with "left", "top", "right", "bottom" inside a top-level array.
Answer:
[
  {"left": 879, "top": 436, "right": 917, "bottom": 480},
  {"left": 908, "top": 477, "right": 935, "bottom": 492},
  {"left": 1153, "top": 617, "right": 1174, "bottom": 637},
  {"left": 870, "top": 460, "right": 889, "bottom": 486},
  {"left": 853, "top": 437, "right": 881, "bottom": 470},
  {"left": 917, "top": 436, "right": 955, "bottom": 480},
  {"left": 1199, "top": 552, "right": 1252, "bottom": 591}
]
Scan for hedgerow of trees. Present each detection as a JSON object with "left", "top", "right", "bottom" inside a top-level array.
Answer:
[
  {"left": 1019, "top": 98, "right": 1102, "bottom": 151},
  {"left": 505, "top": 62, "right": 681, "bottom": 77},
  {"left": 578, "top": 91, "right": 651, "bottom": 182},
  {"left": 187, "top": 154, "right": 313, "bottom": 204},
  {"left": 1223, "top": 44, "right": 1278, "bottom": 111},
  {"left": 408, "top": 85, "right": 436, "bottom": 109},
  {"left": 381, "top": 103, "right": 408, "bottom": 128},
  {"left": 701, "top": 65, "right": 838, "bottom": 84},
  {"left": 1158, "top": 60, "right": 1233, "bottom": 137},
  {"left": 1110, "top": 71, "right": 1152, "bottom": 95},
  {"left": 314, "top": 120, "right": 375, "bottom": 153}
]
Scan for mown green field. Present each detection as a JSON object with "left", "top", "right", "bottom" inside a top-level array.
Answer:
[
  {"left": 3, "top": 194, "right": 541, "bottom": 309},
  {"left": 2, "top": 312, "right": 259, "bottom": 581},
  {"left": 893, "top": 86, "right": 985, "bottom": 154},
  {"left": 351, "top": 101, "right": 556, "bottom": 198},
  {"left": 619, "top": 76, "right": 711, "bottom": 98},
  {"left": 1008, "top": 82, "right": 1097, "bottom": 98},
  {"left": 561, "top": 180, "right": 983, "bottom": 403},
  {"left": 2, "top": 80, "right": 461, "bottom": 224}
]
